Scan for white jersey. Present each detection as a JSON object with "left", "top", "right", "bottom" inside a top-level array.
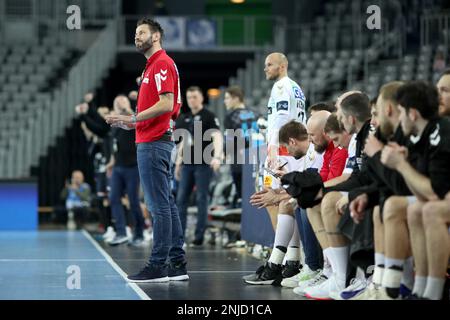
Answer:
[
  {"left": 267, "top": 76, "right": 306, "bottom": 147},
  {"left": 294, "top": 143, "right": 324, "bottom": 173},
  {"left": 343, "top": 134, "right": 357, "bottom": 174}
]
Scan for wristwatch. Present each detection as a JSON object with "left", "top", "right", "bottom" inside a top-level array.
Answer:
[{"left": 131, "top": 114, "right": 137, "bottom": 124}]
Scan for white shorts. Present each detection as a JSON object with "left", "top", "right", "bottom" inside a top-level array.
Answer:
[{"left": 263, "top": 155, "right": 298, "bottom": 190}]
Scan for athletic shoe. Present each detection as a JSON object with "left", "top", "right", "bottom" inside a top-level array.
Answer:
[
  {"left": 350, "top": 282, "right": 379, "bottom": 300},
  {"left": 282, "top": 264, "right": 316, "bottom": 288},
  {"left": 102, "top": 226, "right": 115, "bottom": 242},
  {"left": 403, "top": 294, "right": 429, "bottom": 300},
  {"left": 189, "top": 239, "right": 203, "bottom": 247},
  {"left": 242, "top": 265, "right": 265, "bottom": 281},
  {"left": 369, "top": 287, "right": 398, "bottom": 300},
  {"left": 128, "top": 238, "right": 147, "bottom": 247},
  {"left": 127, "top": 264, "right": 169, "bottom": 283},
  {"left": 293, "top": 270, "right": 327, "bottom": 296},
  {"left": 168, "top": 261, "right": 189, "bottom": 281},
  {"left": 338, "top": 278, "right": 368, "bottom": 300},
  {"left": 143, "top": 229, "right": 153, "bottom": 242},
  {"left": 281, "top": 261, "right": 301, "bottom": 279},
  {"left": 108, "top": 235, "right": 129, "bottom": 246},
  {"left": 304, "top": 274, "right": 345, "bottom": 300},
  {"left": 244, "top": 262, "right": 282, "bottom": 286},
  {"left": 399, "top": 284, "right": 412, "bottom": 299}
]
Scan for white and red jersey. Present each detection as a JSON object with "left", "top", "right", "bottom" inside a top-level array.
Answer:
[{"left": 267, "top": 76, "right": 306, "bottom": 155}]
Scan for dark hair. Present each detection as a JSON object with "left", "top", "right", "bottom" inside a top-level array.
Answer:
[
  {"left": 186, "top": 86, "right": 203, "bottom": 95},
  {"left": 308, "top": 101, "right": 337, "bottom": 114},
  {"left": 370, "top": 96, "right": 378, "bottom": 106},
  {"left": 225, "top": 86, "right": 244, "bottom": 103},
  {"left": 340, "top": 92, "right": 371, "bottom": 123},
  {"left": 279, "top": 120, "right": 308, "bottom": 144},
  {"left": 324, "top": 114, "right": 344, "bottom": 133},
  {"left": 137, "top": 18, "right": 164, "bottom": 41},
  {"left": 396, "top": 81, "right": 439, "bottom": 120}
]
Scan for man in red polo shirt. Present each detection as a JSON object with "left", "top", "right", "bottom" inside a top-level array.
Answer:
[{"left": 106, "top": 18, "right": 187, "bottom": 283}]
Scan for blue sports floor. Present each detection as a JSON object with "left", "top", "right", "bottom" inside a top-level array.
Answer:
[{"left": 0, "top": 231, "right": 149, "bottom": 300}]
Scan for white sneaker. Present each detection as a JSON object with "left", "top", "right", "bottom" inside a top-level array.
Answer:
[
  {"left": 143, "top": 229, "right": 153, "bottom": 242},
  {"left": 126, "top": 226, "right": 132, "bottom": 239},
  {"left": 369, "top": 287, "right": 399, "bottom": 300},
  {"left": 332, "top": 277, "right": 367, "bottom": 300},
  {"left": 281, "top": 265, "right": 317, "bottom": 288},
  {"left": 293, "top": 270, "right": 327, "bottom": 296},
  {"left": 102, "top": 226, "right": 116, "bottom": 243},
  {"left": 304, "top": 274, "right": 346, "bottom": 300},
  {"left": 350, "top": 282, "right": 379, "bottom": 300}
]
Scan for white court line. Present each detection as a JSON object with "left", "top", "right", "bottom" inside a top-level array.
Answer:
[
  {"left": 81, "top": 230, "right": 151, "bottom": 300},
  {"left": 0, "top": 259, "right": 105, "bottom": 262}
]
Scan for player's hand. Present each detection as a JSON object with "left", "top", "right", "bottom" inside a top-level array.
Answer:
[
  {"left": 336, "top": 195, "right": 349, "bottom": 215},
  {"left": 349, "top": 193, "right": 368, "bottom": 224},
  {"left": 106, "top": 114, "right": 135, "bottom": 130},
  {"left": 250, "top": 188, "right": 279, "bottom": 209},
  {"left": 364, "top": 135, "right": 384, "bottom": 158},
  {"left": 380, "top": 143, "right": 407, "bottom": 170}
]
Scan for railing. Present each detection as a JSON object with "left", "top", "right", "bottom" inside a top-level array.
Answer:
[
  {"left": 117, "top": 15, "right": 286, "bottom": 52},
  {"left": 0, "top": 0, "right": 121, "bottom": 42},
  {"left": 0, "top": 21, "right": 118, "bottom": 178},
  {"left": 421, "top": 10, "right": 450, "bottom": 60}
]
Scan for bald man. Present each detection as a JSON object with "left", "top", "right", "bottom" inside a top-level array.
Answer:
[
  {"left": 244, "top": 54, "right": 309, "bottom": 285},
  {"left": 303, "top": 92, "right": 372, "bottom": 300}
]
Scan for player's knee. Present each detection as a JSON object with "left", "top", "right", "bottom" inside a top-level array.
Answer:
[
  {"left": 373, "top": 206, "right": 382, "bottom": 225},
  {"left": 321, "top": 192, "right": 340, "bottom": 215},
  {"left": 384, "top": 196, "right": 407, "bottom": 222},
  {"left": 422, "top": 202, "right": 442, "bottom": 226},
  {"left": 406, "top": 201, "right": 423, "bottom": 227}
]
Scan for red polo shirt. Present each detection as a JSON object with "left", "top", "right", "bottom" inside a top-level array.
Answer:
[
  {"left": 136, "top": 50, "right": 181, "bottom": 143},
  {"left": 320, "top": 140, "right": 348, "bottom": 182}
]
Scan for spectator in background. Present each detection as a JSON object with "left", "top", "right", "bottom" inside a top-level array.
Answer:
[
  {"left": 223, "top": 85, "right": 257, "bottom": 208},
  {"left": 106, "top": 95, "right": 146, "bottom": 247},
  {"left": 75, "top": 94, "right": 114, "bottom": 240},
  {"left": 60, "top": 170, "right": 92, "bottom": 229},
  {"left": 437, "top": 69, "right": 450, "bottom": 117},
  {"left": 175, "top": 86, "right": 223, "bottom": 246},
  {"left": 433, "top": 50, "right": 446, "bottom": 75}
]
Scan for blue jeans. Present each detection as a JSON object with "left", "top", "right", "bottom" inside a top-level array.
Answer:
[
  {"left": 296, "top": 208, "right": 323, "bottom": 271},
  {"left": 109, "top": 165, "right": 144, "bottom": 239},
  {"left": 137, "top": 141, "right": 185, "bottom": 267},
  {"left": 176, "top": 164, "right": 213, "bottom": 242}
]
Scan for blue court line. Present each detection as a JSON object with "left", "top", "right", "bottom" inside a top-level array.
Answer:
[{"left": 0, "top": 231, "right": 149, "bottom": 300}]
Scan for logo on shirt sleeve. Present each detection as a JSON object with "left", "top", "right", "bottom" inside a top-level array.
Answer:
[
  {"left": 154, "top": 73, "right": 161, "bottom": 91},
  {"left": 276, "top": 101, "right": 289, "bottom": 112},
  {"left": 160, "top": 69, "right": 167, "bottom": 81},
  {"left": 429, "top": 125, "right": 441, "bottom": 146},
  {"left": 293, "top": 87, "right": 303, "bottom": 99}
]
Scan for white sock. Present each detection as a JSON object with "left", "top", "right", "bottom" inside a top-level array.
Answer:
[
  {"left": 273, "top": 214, "right": 294, "bottom": 248},
  {"left": 268, "top": 247, "right": 286, "bottom": 265},
  {"left": 373, "top": 266, "right": 385, "bottom": 286},
  {"left": 381, "top": 268, "right": 403, "bottom": 289},
  {"left": 384, "top": 257, "right": 405, "bottom": 270},
  {"left": 286, "top": 247, "right": 300, "bottom": 261},
  {"left": 288, "top": 222, "right": 300, "bottom": 247},
  {"left": 401, "top": 256, "right": 414, "bottom": 290},
  {"left": 412, "top": 276, "right": 427, "bottom": 297},
  {"left": 423, "top": 277, "right": 446, "bottom": 300},
  {"left": 374, "top": 253, "right": 385, "bottom": 267},
  {"left": 323, "top": 248, "right": 334, "bottom": 278},
  {"left": 330, "top": 246, "right": 349, "bottom": 283}
]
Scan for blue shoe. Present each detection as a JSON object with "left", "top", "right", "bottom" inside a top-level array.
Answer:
[
  {"left": 127, "top": 264, "right": 169, "bottom": 283},
  {"left": 399, "top": 284, "right": 412, "bottom": 299},
  {"left": 339, "top": 278, "right": 367, "bottom": 300},
  {"left": 168, "top": 261, "right": 189, "bottom": 281}
]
